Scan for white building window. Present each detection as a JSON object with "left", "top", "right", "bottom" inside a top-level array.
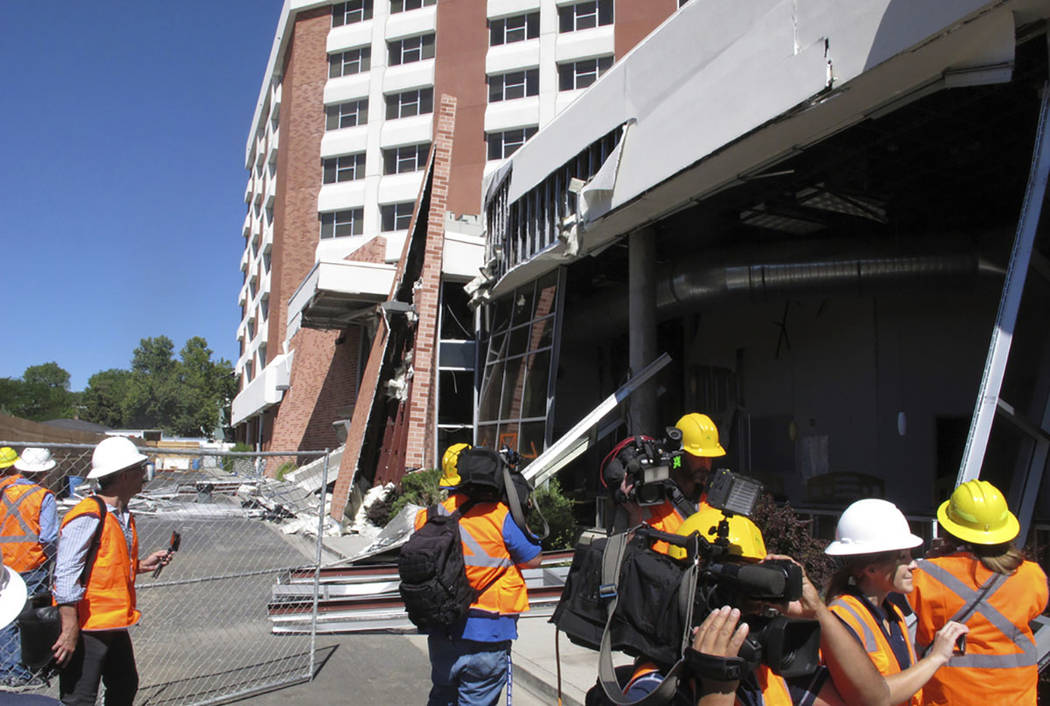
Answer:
[
  {"left": 383, "top": 143, "right": 430, "bottom": 174},
  {"left": 488, "top": 69, "right": 538, "bottom": 102},
  {"left": 386, "top": 87, "right": 434, "bottom": 119},
  {"left": 323, "top": 153, "right": 367, "bottom": 183},
  {"left": 391, "top": 0, "right": 435, "bottom": 13},
  {"left": 558, "top": 0, "right": 613, "bottom": 32},
  {"left": 333, "top": 0, "right": 373, "bottom": 26},
  {"left": 329, "top": 46, "right": 371, "bottom": 78},
  {"left": 320, "top": 209, "right": 365, "bottom": 239},
  {"left": 487, "top": 127, "right": 537, "bottom": 160},
  {"left": 557, "top": 56, "right": 613, "bottom": 91},
  {"left": 326, "top": 99, "right": 369, "bottom": 130},
  {"left": 388, "top": 34, "right": 435, "bottom": 66},
  {"left": 381, "top": 202, "right": 415, "bottom": 231},
  {"left": 489, "top": 12, "right": 539, "bottom": 45}
]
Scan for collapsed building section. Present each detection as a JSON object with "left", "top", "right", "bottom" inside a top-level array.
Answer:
[{"left": 474, "top": 0, "right": 1050, "bottom": 533}]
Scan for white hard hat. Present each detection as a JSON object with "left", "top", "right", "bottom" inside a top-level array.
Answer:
[
  {"left": 0, "top": 559, "right": 26, "bottom": 630},
  {"left": 14, "top": 447, "right": 57, "bottom": 473},
  {"left": 825, "top": 498, "right": 923, "bottom": 556},
  {"left": 88, "top": 437, "right": 148, "bottom": 480}
]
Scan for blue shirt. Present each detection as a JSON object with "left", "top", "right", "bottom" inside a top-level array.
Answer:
[{"left": 5, "top": 476, "right": 58, "bottom": 563}]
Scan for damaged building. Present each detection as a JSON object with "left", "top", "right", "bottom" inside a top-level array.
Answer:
[
  {"left": 235, "top": 0, "right": 1050, "bottom": 536},
  {"left": 472, "top": 0, "right": 1050, "bottom": 534}
]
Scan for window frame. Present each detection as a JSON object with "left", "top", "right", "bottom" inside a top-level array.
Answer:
[
  {"left": 328, "top": 46, "right": 372, "bottom": 78},
  {"left": 322, "top": 153, "right": 367, "bottom": 184},
  {"left": 385, "top": 87, "right": 435, "bottom": 120},
  {"left": 380, "top": 202, "right": 415, "bottom": 231},
  {"left": 489, "top": 12, "right": 539, "bottom": 46},
  {"left": 325, "top": 98, "right": 369, "bottom": 131},
  {"left": 388, "top": 33, "right": 436, "bottom": 66},
  {"left": 390, "top": 0, "right": 435, "bottom": 13},
  {"left": 557, "top": 56, "right": 613, "bottom": 91},
  {"left": 557, "top": 0, "right": 613, "bottom": 32},
  {"left": 488, "top": 68, "right": 539, "bottom": 103},
  {"left": 332, "top": 0, "right": 374, "bottom": 26},
  {"left": 487, "top": 127, "right": 538, "bottom": 160},
  {"left": 319, "top": 208, "right": 365, "bottom": 239},
  {"left": 382, "top": 143, "right": 431, "bottom": 174}
]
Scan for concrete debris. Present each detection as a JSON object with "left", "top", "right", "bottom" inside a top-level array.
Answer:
[
  {"left": 334, "top": 502, "right": 421, "bottom": 565},
  {"left": 284, "top": 448, "right": 343, "bottom": 494},
  {"left": 346, "top": 482, "right": 395, "bottom": 535}
]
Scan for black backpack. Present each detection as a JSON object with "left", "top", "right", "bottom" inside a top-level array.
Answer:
[
  {"left": 456, "top": 447, "right": 548, "bottom": 540},
  {"left": 398, "top": 501, "right": 506, "bottom": 632}
]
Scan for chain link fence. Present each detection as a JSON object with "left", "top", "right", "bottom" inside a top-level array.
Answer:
[{"left": 0, "top": 441, "right": 336, "bottom": 705}]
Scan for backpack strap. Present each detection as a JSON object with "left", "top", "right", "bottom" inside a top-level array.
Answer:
[
  {"left": 78, "top": 496, "right": 109, "bottom": 587},
  {"left": 595, "top": 528, "right": 700, "bottom": 706},
  {"left": 503, "top": 466, "right": 549, "bottom": 541}
]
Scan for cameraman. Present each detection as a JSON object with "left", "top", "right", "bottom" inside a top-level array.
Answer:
[
  {"left": 603, "top": 511, "right": 890, "bottom": 706},
  {"left": 607, "top": 413, "right": 726, "bottom": 552}
]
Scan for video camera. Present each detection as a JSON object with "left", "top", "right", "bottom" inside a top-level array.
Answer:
[{"left": 601, "top": 427, "right": 686, "bottom": 506}]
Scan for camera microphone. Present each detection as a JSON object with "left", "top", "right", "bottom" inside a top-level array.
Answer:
[{"left": 704, "top": 561, "right": 802, "bottom": 602}]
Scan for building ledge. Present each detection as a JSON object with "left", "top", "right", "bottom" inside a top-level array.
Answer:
[
  {"left": 288, "top": 259, "right": 396, "bottom": 331},
  {"left": 231, "top": 351, "right": 294, "bottom": 427}
]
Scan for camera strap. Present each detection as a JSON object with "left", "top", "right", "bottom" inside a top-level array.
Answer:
[
  {"left": 503, "top": 466, "right": 548, "bottom": 541},
  {"left": 595, "top": 528, "right": 700, "bottom": 706}
]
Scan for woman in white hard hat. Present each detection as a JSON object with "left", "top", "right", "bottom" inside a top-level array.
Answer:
[
  {"left": 825, "top": 498, "right": 968, "bottom": 706},
  {"left": 907, "top": 480, "right": 1047, "bottom": 706}
]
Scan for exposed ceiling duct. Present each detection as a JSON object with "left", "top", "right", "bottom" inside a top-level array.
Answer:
[{"left": 566, "top": 250, "right": 1003, "bottom": 339}]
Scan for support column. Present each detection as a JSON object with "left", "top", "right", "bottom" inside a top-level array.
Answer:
[{"left": 629, "top": 227, "right": 659, "bottom": 434}]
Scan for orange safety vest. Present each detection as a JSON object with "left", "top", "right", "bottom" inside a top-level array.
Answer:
[
  {"left": 908, "top": 553, "right": 1048, "bottom": 706},
  {"left": 0, "top": 477, "right": 52, "bottom": 572},
  {"left": 61, "top": 498, "right": 141, "bottom": 630},
  {"left": 414, "top": 494, "right": 530, "bottom": 615},
  {"left": 734, "top": 664, "right": 792, "bottom": 706},
  {"left": 640, "top": 497, "right": 710, "bottom": 555},
  {"left": 829, "top": 593, "right": 920, "bottom": 706}
]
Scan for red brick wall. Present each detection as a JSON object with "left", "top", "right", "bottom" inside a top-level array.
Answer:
[
  {"left": 615, "top": 0, "right": 676, "bottom": 59},
  {"left": 403, "top": 95, "right": 457, "bottom": 471},
  {"left": 434, "top": 1, "right": 487, "bottom": 215},
  {"left": 345, "top": 236, "right": 388, "bottom": 264},
  {"left": 268, "top": 7, "right": 328, "bottom": 357}
]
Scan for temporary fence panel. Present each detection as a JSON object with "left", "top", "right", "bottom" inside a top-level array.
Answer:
[{"left": 0, "top": 441, "right": 333, "bottom": 706}]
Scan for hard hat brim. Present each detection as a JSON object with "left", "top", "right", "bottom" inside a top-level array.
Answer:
[
  {"left": 824, "top": 531, "right": 923, "bottom": 556},
  {"left": 13, "top": 459, "right": 57, "bottom": 473},
  {"left": 937, "top": 498, "right": 1020, "bottom": 545},
  {"left": 87, "top": 453, "right": 148, "bottom": 480},
  {"left": 683, "top": 443, "right": 726, "bottom": 458}
]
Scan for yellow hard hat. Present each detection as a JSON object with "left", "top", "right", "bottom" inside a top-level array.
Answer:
[
  {"left": 675, "top": 413, "right": 726, "bottom": 458},
  {"left": 937, "top": 479, "right": 1019, "bottom": 545},
  {"left": 669, "top": 506, "right": 766, "bottom": 561},
  {"left": 0, "top": 448, "right": 18, "bottom": 470},
  {"left": 440, "top": 443, "right": 471, "bottom": 489}
]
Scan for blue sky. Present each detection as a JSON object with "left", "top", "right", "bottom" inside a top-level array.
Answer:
[{"left": 0, "top": 1, "right": 283, "bottom": 390}]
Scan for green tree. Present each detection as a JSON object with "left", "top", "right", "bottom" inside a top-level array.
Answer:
[
  {"left": 123, "top": 336, "right": 180, "bottom": 430},
  {"left": 82, "top": 369, "right": 134, "bottom": 428},
  {"left": 1, "top": 363, "right": 76, "bottom": 421},
  {"left": 170, "top": 337, "right": 236, "bottom": 437}
]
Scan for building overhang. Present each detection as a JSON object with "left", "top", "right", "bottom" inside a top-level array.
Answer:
[
  {"left": 231, "top": 351, "right": 295, "bottom": 427},
  {"left": 289, "top": 259, "right": 396, "bottom": 331},
  {"left": 484, "top": 0, "right": 1035, "bottom": 297}
]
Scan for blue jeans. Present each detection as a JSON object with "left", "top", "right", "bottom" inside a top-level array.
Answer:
[
  {"left": 0, "top": 565, "right": 50, "bottom": 681},
  {"left": 427, "top": 635, "right": 511, "bottom": 706}
]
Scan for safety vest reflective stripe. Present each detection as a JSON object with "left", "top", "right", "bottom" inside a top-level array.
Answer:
[
  {"left": 431, "top": 505, "right": 513, "bottom": 568},
  {"left": 0, "top": 485, "right": 44, "bottom": 543},
  {"left": 916, "top": 559, "right": 1038, "bottom": 668},
  {"left": 829, "top": 598, "right": 878, "bottom": 651}
]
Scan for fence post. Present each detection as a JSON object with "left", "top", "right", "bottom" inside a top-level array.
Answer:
[{"left": 309, "top": 449, "right": 331, "bottom": 679}]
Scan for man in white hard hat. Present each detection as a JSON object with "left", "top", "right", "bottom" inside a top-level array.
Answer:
[
  {"left": 0, "top": 447, "right": 59, "bottom": 688},
  {"left": 50, "top": 437, "right": 172, "bottom": 706}
]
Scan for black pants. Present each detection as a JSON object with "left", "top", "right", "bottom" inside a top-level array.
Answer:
[{"left": 59, "top": 630, "right": 138, "bottom": 706}]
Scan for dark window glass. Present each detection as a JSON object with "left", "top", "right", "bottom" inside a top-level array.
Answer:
[
  {"left": 329, "top": 47, "right": 371, "bottom": 78},
  {"left": 380, "top": 202, "right": 414, "bottom": 231},
  {"left": 319, "top": 209, "right": 364, "bottom": 239},
  {"left": 389, "top": 33, "right": 436, "bottom": 65},
  {"left": 325, "top": 99, "right": 369, "bottom": 130},
  {"left": 438, "top": 370, "right": 472, "bottom": 425},
  {"left": 322, "top": 153, "right": 366, "bottom": 184},
  {"left": 521, "top": 351, "right": 550, "bottom": 419},
  {"left": 332, "top": 0, "right": 373, "bottom": 27},
  {"left": 391, "top": 0, "right": 435, "bottom": 12},
  {"left": 385, "top": 87, "right": 434, "bottom": 119}
]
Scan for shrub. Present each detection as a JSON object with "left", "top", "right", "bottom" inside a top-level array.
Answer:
[
  {"left": 275, "top": 461, "right": 297, "bottom": 482},
  {"left": 750, "top": 493, "right": 835, "bottom": 590},
  {"left": 529, "top": 478, "right": 578, "bottom": 550},
  {"left": 382, "top": 467, "right": 444, "bottom": 525},
  {"left": 222, "top": 443, "right": 252, "bottom": 473}
]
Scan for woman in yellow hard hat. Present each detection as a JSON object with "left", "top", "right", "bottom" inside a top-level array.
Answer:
[
  {"left": 908, "top": 480, "right": 1048, "bottom": 706},
  {"left": 824, "top": 499, "right": 968, "bottom": 706}
]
